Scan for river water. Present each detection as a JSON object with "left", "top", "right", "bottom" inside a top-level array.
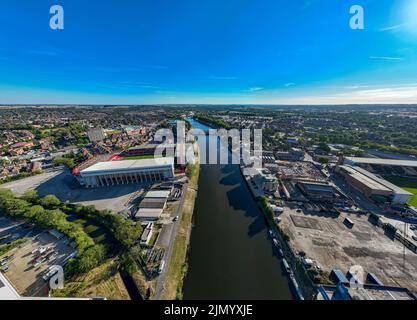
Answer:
[{"left": 182, "top": 119, "right": 293, "bottom": 300}]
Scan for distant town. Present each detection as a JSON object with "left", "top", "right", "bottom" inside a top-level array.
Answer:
[{"left": 1, "top": 104, "right": 417, "bottom": 301}]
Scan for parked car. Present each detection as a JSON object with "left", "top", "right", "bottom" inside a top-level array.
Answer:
[{"left": 0, "top": 265, "right": 9, "bottom": 273}]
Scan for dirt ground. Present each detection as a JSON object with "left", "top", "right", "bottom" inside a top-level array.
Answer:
[{"left": 279, "top": 205, "right": 417, "bottom": 294}]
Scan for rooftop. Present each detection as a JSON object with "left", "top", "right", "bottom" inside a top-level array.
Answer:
[
  {"left": 340, "top": 165, "right": 392, "bottom": 192},
  {"left": 345, "top": 157, "right": 417, "bottom": 168},
  {"left": 145, "top": 190, "right": 171, "bottom": 198},
  {"left": 340, "top": 165, "right": 412, "bottom": 195},
  {"left": 80, "top": 157, "right": 174, "bottom": 175},
  {"left": 135, "top": 208, "right": 163, "bottom": 220}
]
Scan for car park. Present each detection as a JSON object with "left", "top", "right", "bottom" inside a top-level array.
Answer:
[{"left": 42, "top": 266, "right": 59, "bottom": 282}]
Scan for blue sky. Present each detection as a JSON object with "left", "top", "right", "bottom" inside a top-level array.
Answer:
[{"left": 1, "top": 0, "right": 417, "bottom": 104}]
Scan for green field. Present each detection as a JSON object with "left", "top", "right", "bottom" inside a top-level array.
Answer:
[
  {"left": 122, "top": 154, "right": 157, "bottom": 160},
  {"left": 384, "top": 176, "right": 417, "bottom": 207}
]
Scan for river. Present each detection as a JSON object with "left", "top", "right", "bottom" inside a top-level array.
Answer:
[{"left": 182, "top": 118, "right": 293, "bottom": 300}]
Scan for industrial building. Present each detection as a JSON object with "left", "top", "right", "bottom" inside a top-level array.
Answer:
[
  {"left": 275, "top": 148, "right": 305, "bottom": 161},
  {"left": 336, "top": 165, "right": 412, "bottom": 204},
  {"left": 140, "top": 222, "right": 154, "bottom": 246},
  {"left": 135, "top": 189, "right": 171, "bottom": 221},
  {"left": 297, "top": 181, "right": 343, "bottom": 202},
  {"left": 344, "top": 157, "right": 417, "bottom": 176},
  {"left": 79, "top": 157, "right": 174, "bottom": 188}
]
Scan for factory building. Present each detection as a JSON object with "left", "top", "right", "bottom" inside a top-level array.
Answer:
[
  {"left": 275, "top": 148, "right": 305, "bottom": 161},
  {"left": 336, "top": 165, "right": 412, "bottom": 204},
  {"left": 297, "top": 181, "right": 344, "bottom": 203},
  {"left": 79, "top": 157, "right": 174, "bottom": 188},
  {"left": 135, "top": 189, "right": 171, "bottom": 221}
]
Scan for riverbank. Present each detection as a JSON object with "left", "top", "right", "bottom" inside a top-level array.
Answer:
[
  {"left": 240, "top": 164, "right": 316, "bottom": 299},
  {"left": 183, "top": 118, "right": 292, "bottom": 299},
  {"left": 159, "top": 148, "right": 200, "bottom": 300}
]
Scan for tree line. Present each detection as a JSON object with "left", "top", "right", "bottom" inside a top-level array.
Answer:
[{"left": 0, "top": 189, "right": 142, "bottom": 276}]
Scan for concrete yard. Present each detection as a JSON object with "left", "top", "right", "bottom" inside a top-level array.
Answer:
[
  {"left": 2, "top": 168, "right": 151, "bottom": 213},
  {"left": 279, "top": 205, "right": 417, "bottom": 294},
  {"left": 2, "top": 232, "right": 75, "bottom": 297}
]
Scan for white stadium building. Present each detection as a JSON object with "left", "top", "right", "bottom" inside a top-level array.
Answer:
[{"left": 79, "top": 157, "right": 174, "bottom": 188}]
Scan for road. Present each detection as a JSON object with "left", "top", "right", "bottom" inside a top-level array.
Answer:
[{"left": 154, "top": 182, "right": 188, "bottom": 299}]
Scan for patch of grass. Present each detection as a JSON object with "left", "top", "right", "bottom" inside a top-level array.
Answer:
[
  {"left": 122, "top": 155, "right": 158, "bottom": 160},
  {"left": 70, "top": 216, "right": 115, "bottom": 246},
  {"left": 52, "top": 259, "right": 130, "bottom": 300}
]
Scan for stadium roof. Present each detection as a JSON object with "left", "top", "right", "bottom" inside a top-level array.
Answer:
[
  {"left": 345, "top": 157, "right": 417, "bottom": 168},
  {"left": 340, "top": 165, "right": 412, "bottom": 195},
  {"left": 339, "top": 166, "right": 392, "bottom": 192},
  {"left": 80, "top": 157, "right": 174, "bottom": 175}
]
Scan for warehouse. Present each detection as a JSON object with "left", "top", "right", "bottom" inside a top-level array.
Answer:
[
  {"left": 79, "top": 157, "right": 174, "bottom": 188},
  {"left": 297, "top": 181, "right": 345, "bottom": 203},
  {"left": 135, "top": 189, "right": 171, "bottom": 220},
  {"left": 336, "top": 165, "right": 412, "bottom": 204}
]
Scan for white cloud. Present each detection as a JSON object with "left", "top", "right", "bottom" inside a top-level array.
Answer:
[
  {"left": 369, "top": 56, "right": 403, "bottom": 61},
  {"left": 379, "top": 23, "right": 407, "bottom": 32},
  {"left": 277, "top": 85, "right": 417, "bottom": 104},
  {"left": 284, "top": 82, "right": 295, "bottom": 87},
  {"left": 248, "top": 87, "right": 264, "bottom": 92}
]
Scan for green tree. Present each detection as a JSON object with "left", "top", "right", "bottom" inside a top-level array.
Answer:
[
  {"left": 21, "top": 189, "right": 40, "bottom": 204},
  {"left": 76, "top": 245, "right": 106, "bottom": 273},
  {"left": 40, "top": 195, "right": 61, "bottom": 208}
]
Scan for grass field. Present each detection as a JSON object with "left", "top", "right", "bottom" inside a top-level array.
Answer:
[
  {"left": 122, "top": 155, "right": 157, "bottom": 160},
  {"left": 384, "top": 176, "right": 417, "bottom": 207},
  {"left": 52, "top": 259, "right": 130, "bottom": 300}
]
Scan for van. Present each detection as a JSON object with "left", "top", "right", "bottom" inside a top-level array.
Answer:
[{"left": 157, "top": 261, "right": 165, "bottom": 274}]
